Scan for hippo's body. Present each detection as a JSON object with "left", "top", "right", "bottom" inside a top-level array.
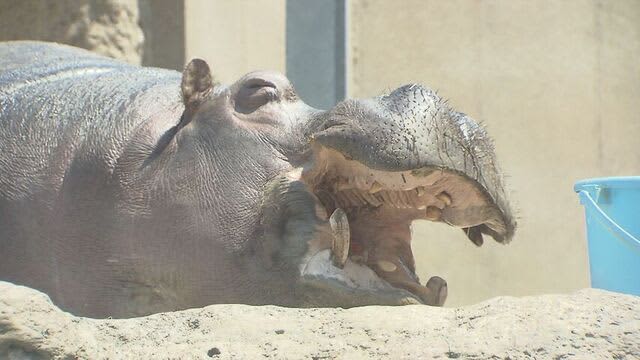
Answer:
[{"left": 0, "top": 42, "right": 515, "bottom": 318}]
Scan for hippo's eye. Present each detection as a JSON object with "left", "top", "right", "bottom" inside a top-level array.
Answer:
[{"left": 234, "top": 78, "right": 279, "bottom": 114}]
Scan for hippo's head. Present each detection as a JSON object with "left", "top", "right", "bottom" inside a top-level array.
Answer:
[{"left": 142, "top": 59, "right": 516, "bottom": 308}]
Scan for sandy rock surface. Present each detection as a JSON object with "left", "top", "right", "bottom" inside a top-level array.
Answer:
[{"left": 0, "top": 281, "right": 638, "bottom": 359}]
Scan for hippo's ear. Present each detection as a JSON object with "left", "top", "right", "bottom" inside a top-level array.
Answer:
[{"left": 181, "top": 58, "right": 213, "bottom": 114}]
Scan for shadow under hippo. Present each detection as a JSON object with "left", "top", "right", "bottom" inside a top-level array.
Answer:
[{"left": 0, "top": 41, "right": 516, "bottom": 318}]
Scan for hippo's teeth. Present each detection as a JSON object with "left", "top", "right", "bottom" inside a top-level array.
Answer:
[
  {"left": 369, "top": 181, "right": 384, "bottom": 193},
  {"left": 385, "top": 191, "right": 399, "bottom": 207},
  {"left": 352, "top": 190, "right": 369, "bottom": 206},
  {"left": 329, "top": 208, "right": 350, "bottom": 268},
  {"left": 398, "top": 191, "right": 412, "bottom": 208},
  {"left": 379, "top": 191, "right": 393, "bottom": 204},
  {"left": 335, "top": 177, "right": 352, "bottom": 191},
  {"left": 360, "top": 191, "right": 383, "bottom": 206}
]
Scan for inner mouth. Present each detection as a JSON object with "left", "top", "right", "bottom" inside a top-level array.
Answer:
[
  {"left": 321, "top": 189, "right": 442, "bottom": 305},
  {"left": 301, "top": 144, "right": 508, "bottom": 305}
]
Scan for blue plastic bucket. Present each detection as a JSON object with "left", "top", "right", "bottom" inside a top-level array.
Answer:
[{"left": 575, "top": 177, "right": 640, "bottom": 296}]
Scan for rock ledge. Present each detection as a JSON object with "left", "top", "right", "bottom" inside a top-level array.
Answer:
[{"left": 0, "top": 281, "right": 638, "bottom": 359}]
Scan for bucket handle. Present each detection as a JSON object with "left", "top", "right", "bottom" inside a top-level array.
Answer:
[{"left": 578, "top": 190, "right": 640, "bottom": 248}]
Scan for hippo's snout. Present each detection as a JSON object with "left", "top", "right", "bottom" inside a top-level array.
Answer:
[{"left": 294, "top": 83, "right": 515, "bottom": 306}]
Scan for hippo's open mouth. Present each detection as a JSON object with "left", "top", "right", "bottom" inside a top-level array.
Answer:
[{"left": 298, "top": 142, "right": 511, "bottom": 306}]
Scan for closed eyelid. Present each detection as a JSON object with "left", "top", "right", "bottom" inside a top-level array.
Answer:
[
  {"left": 244, "top": 78, "right": 277, "bottom": 90},
  {"left": 234, "top": 83, "right": 279, "bottom": 114}
]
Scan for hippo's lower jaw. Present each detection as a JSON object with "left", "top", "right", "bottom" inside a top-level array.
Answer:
[{"left": 292, "top": 143, "right": 511, "bottom": 307}]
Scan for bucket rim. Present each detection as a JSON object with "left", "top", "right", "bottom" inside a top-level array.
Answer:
[
  {"left": 574, "top": 176, "right": 640, "bottom": 192},
  {"left": 576, "top": 189, "right": 640, "bottom": 251}
]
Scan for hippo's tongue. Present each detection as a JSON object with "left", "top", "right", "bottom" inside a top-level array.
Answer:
[{"left": 368, "top": 256, "right": 446, "bottom": 306}]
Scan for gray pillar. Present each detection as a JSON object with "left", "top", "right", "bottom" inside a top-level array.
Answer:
[
  {"left": 139, "top": 0, "right": 185, "bottom": 70},
  {"left": 286, "top": 0, "right": 347, "bottom": 109}
]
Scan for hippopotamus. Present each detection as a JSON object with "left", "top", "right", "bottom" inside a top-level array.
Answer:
[{"left": 0, "top": 41, "right": 516, "bottom": 318}]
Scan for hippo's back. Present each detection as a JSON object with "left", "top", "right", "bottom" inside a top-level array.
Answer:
[
  {"left": 0, "top": 42, "right": 183, "bottom": 303},
  {"left": 0, "top": 41, "right": 181, "bottom": 200},
  {"left": 0, "top": 41, "right": 130, "bottom": 88}
]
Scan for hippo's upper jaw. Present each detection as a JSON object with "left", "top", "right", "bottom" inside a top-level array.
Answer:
[{"left": 288, "top": 85, "right": 516, "bottom": 307}]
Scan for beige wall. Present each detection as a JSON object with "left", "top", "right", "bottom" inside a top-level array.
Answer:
[
  {"left": 184, "top": 0, "right": 286, "bottom": 84},
  {"left": 350, "top": 0, "right": 640, "bottom": 306}
]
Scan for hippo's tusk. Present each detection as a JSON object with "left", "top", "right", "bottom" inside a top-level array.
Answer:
[{"left": 329, "top": 208, "right": 350, "bottom": 268}]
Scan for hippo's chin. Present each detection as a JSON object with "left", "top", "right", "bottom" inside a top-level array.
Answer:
[
  {"left": 298, "top": 249, "right": 425, "bottom": 306},
  {"left": 295, "top": 142, "right": 511, "bottom": 306}
]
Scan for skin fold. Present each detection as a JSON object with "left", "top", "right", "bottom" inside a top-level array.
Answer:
[{"left": 0, "top": 42, "right": 515, "bottom": 318}]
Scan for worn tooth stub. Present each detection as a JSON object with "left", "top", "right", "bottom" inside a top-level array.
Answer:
[
  {"left": 436, "top": 191, "right": 452, "bottom": 206},
  {"left": 329, "top": 208, "right": 350, "bottom": 268},
  {"left": 369, "top": 181, "right": 383, "bottom": 193}
]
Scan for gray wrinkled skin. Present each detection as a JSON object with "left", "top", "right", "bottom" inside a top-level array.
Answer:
[{"left": 0, "top": 42, "right": 515, "bottom": 318}]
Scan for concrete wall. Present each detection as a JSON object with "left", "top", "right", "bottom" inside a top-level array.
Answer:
[
  {"left": 184, "top": 0, "right": 286, "bottom": 84},
  {"left": 0, "top": 0, "right": 144, "bottom": 64},
  {"left": 350, "top": 0, "right": 640, "bottom": 306},
  {"left": 0, "top": 0, "right": 286, "bottom": 79}
]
